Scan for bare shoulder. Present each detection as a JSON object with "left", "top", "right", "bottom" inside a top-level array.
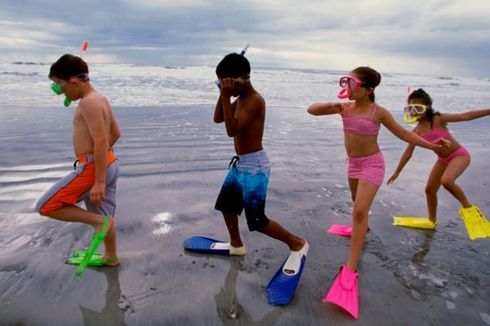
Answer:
[
  {"left": 251, "top": 92, "right": 265, "bottom": 106},
  {"left": 432, "top": 114, "right": 447, "bottom": 128},
  {"left": 79, "top": 92, "right": 110, "bottom": 113},
  {"left": 375, "top": 104, "right": 391, "bottom": 121},
  {"left": 243, "top": 92, "right": 265, "bottom": 112},
  {"left": 375, "top": 104, "right": 389, "bottom": 114}
]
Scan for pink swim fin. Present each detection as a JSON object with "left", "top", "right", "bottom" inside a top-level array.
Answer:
[
  {"left": 326, "top": 224, "right": 352, "bottom": 237},
  {"left": 323, "top": 264, "right": 359, "bottom": 319}
]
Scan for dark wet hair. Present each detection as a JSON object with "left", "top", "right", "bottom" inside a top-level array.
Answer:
[
  {"left": 408, "top": 88, "right": 440, "bottom": 127},
  {"left": 216, "top": 53, "right": 251, "bottom": 79},
  {"left": 49, "top": 54, "right": 89, "bottom": 81},
  {"left": 351, "top": 66, "right": 381, "bottom": 102}
]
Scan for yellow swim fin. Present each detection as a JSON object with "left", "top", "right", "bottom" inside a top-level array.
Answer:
[
  {"left": 393, "top": 216, "right": 437, "bottom": 230},
  {"left": 459, "top": 205, "right": 490, "bottom": 240}
]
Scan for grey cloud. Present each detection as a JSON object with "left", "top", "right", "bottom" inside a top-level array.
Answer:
[{"left": 0, "top": 0, "right": 488, "bottom": 76}]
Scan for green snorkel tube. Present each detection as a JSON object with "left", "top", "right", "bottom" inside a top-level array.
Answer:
[
  {"left": 50, "top": 82, "right": 72, "bottom": 107},
  {"left": 403, "top": 113, "right": 419, "bottom": 125}
]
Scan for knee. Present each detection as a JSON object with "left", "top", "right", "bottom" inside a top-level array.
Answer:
[
  {"left": 37, "top": 205, "right": 52, "bottom": 217},
  {"left": 440, "top": 177, "right": 454, "bottom": 189},
  {"left": 425, "top": 185, "right": 438, "bottom": 196},
  {"left": 352, "top": 209, "right": 367, "bottom": 224},
  {"left": 246, "top": 214, "right": 270, "bottom": 232}
]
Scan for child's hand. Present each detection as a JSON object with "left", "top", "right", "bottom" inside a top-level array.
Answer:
[
  {"left": 437, "top": 137, "right": 451, "bottom": 148},
  {"left": 387, "top": 173, "right": 399, "bottom": 185},
  {"left": 432, "top": 137, "right": 451, "bottom": 151},
  {"left": 89, "top": 183, "right": 105, "bottom": 206},
  {"left": 219, "top": 78, "right": 235, "bottom": 99}
]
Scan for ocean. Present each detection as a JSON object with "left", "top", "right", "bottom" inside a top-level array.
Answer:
[{"left": 1, "top": 61, "right": 490, "bottom": 111}]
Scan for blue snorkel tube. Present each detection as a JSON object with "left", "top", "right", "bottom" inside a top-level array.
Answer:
[{"left": 239, "top": 43, "right": 249, "bottom": 56}]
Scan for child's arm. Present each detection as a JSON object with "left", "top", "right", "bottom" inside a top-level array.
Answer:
[
  {"left": 213, "top": 96, "right": 225, "bottom": 123},
  {"left": 220, "top": 78, "right": 262, "bottom": 137},
  {"left": 80, "top": 98, "right": 109, "bottom": 205},
  {"left": 380, "top": 108, "right": 444, "bottom": 151},
  {"left": 440, "top": 108, "right": 490, "bottom": 123},
  {"left": 109, "top": 109, "right": 121, "bottom": 147},
  {"left": 307, "top": 102, "right": 343, "bottom": 116},
  {"left": 387, "top": 144, "right": 416, "bottom": 184}
]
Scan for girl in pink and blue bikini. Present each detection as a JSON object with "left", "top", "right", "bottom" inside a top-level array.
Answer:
[
  {"left": 307, "top": 67, "right": 445, "bottom": 319},
  {"left": 388, "top": 88, "right": 490, "bottom": 227}
]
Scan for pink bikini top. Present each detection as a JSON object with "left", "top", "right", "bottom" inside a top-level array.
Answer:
[
  {"left": 420, "top": 128, "right": 451, "bottom": 143},
  {"left": 341, "top": 103, "right": 380, "bottom": 136}
]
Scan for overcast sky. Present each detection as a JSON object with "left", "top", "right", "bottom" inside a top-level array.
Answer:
[{"left": 1, "top": 0, "right": 489, "bottom": 77}]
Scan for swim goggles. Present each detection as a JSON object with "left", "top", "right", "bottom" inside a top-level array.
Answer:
[
  {"left": 403, "top": 104, "right": 428, "bottom": 115},
  {"left": 339, "top": 76, "right": 366, "bottom": 90},
  {"left": 50, "top": 82, "right": 72, "bottom": 107},
  {"left": 403, "top": 104, "right": 428, "bottom": 124},
  {"left": 337, "top": 75, "right": 368, "bottom": 99},
  {"left": 215, "top": 75, "right": 250, "bottom": 89}
]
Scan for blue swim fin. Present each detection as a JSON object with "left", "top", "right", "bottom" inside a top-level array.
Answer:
[
  {"left": 266, "top": 242, "right": 309, "bottom": 305},
  {"left": 183, "top": 236, "right": 230, "bottom": 255}
]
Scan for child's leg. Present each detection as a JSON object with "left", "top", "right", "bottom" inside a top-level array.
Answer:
[
  {"left": 440, "top": 156, "right": 471, "bottom": 208},
  {"left": 425, "top": 161, "right": 446, "bottom": 223},
  {"left": 241, "top": 170, "right": 305, "bottom": 251},
  {"left": 348, "top": 178, "right": 359, "bottom": 202},
  {"left": 223, "top": 212, "right": 244, "bottom": 248},
  {"left": 44, "top": 205, "right": 114, "bottom": 234},
  {"left": 260, "top": 220, "right": 305, "bottom": 251},
  {"left": 82, "top": 161, "right": 119, "bottom": 260},
  {"left": 346, "top": 179, "right": 378, "bottom": 271}
]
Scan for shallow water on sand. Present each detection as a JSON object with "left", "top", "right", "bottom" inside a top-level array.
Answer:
[{"left": 0, "top": 105, "right": 489, "bottom": 325}]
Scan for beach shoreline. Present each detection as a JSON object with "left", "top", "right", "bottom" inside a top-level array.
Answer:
[{"left": 1, "top": 104, "right": 489, "bottom": 325}]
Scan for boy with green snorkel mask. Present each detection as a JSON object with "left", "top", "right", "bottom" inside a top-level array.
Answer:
[
  {"left": 37, "top": 54, "right": 122, "bottom": 277},
  {"left": 50, "top": 81, "right": 72, "bottom": 107}
]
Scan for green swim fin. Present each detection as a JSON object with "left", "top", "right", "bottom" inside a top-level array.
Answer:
[
  {"left": 71, "top": 250, "right": 104, "bottom": 259},
  {"left": 393, "top": 216, "right": 437, "bottom": 230},
  {"left": 459, "top": 205, "right": 490, "bottom": 240},
  {"left": 67, "top": 255, "right": 119, "bottom": 267},
  {"left": 76, "top": 215, "right": 110, "bottom": 279}
]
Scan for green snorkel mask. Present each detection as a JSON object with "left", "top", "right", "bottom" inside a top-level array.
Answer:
[{"left": 50, "top": 82, "right": 72, "bottom": 107}]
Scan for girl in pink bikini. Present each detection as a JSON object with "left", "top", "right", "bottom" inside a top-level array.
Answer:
[
  {"left": 307, "top": 67, "right": 445, "bottom": 318},
  {"left": 388, "top": 88, "right": 490, "bottom": 225}
]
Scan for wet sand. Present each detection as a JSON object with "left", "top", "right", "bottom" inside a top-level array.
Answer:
[{"left": 1, "top": 105, "right": 489, "bottom": 325}]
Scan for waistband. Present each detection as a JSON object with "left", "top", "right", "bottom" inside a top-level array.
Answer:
[
  {"left": 76, "top": 150, "right": 117, "bottom": 165},
  {"left": 437, "top": 146, "right": 469, "bottom": 159},
  {"left": 228, "top": 150, "right": 270, "bottom": 171},
  {"left": 237, "top": 149, "right": 265, "bottom": 159},
  {"left": 347, "top": 150, "right": 383, "bottom": 160}
]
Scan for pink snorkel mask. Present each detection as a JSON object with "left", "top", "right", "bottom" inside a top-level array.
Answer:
[{"left": 337, "top": 75, "right": 365, "bottom": 99}]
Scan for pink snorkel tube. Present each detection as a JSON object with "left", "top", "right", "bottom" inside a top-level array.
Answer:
[{"left": 337, "top": 86, "right": 351, "bottom": 99}]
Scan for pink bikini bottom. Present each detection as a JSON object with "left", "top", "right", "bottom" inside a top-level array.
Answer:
[
  {"left": 347, "top": 151, "right": 385, "bottom": 187},
  {"left": 437, "top": 146, "right": 470, "bottom": 165}
]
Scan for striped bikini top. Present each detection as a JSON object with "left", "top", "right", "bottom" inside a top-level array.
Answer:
[{"left": 341, "top": 103, "right": 381, "bottom": 136}]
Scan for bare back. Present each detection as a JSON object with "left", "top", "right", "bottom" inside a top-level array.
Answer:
[{"left": 72, "top": 91, "right": 116, "bottom": 156}]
